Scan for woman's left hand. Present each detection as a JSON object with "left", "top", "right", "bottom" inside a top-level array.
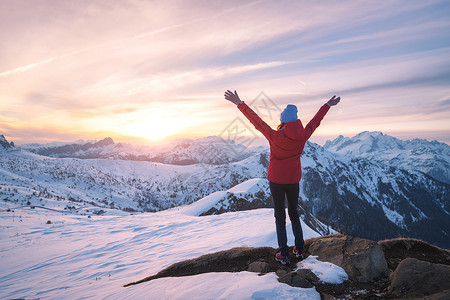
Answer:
[
  {"left": 326, "top": 95, "right": 341, "bottom": 107},
  {"left": 224, "top": 90, "right": 243, "bottom": 105}
]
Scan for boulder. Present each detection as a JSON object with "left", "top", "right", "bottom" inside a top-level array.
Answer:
[
  {"left": 296, "top": 269, "right": 320, "bottom": 285},
  {"left": 388, "top": 258, "right": 450, "bottom": 298},
  {"left": 247, "top": 261, "right": 270, "bottom": 274},
  {"left": 278, "top": 272, "right": 312, "bottom": 288},
  {"left": 305, "top": 234, "right": 388, "bottom": 282},
  {"left": 275, "top": 269, "right": 288, "bottom": 278},
  {"left": 278, "top": 269, "right": 320, "bottom": 288}
]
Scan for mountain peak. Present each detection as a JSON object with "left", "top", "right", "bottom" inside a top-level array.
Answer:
[
  {"left": 354, "top": 131, "right": 383, "bottom": 139},
  {"left": 325, "top": 131, "right": 403, "bottom": 153},
  {"left": 94, "top": 137, "right": 115, "bottom": 147},
  {"left": 0, "top": 134, "right": 15, "bottom": 149}
]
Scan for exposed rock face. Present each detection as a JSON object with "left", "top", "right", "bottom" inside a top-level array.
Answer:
[
  {"left": 388, "top": 258, "right": 450, "bottom": 298},
  {"left": 305, "top": 234, "right": 388, "bottom": 282}
]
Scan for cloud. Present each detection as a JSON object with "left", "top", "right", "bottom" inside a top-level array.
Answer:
[
  {"left": 438, "top": 97, "right": 450, "bottom": 107},
  {"left": 335, "top": 69, "right": 450, "bottom": 96}
]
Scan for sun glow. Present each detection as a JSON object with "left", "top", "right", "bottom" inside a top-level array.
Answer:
[
  {"left": 113, "top": 107, "right": 199, "bottom": 141},
  {"left": 119, "top": 118, "right": 177, "bottom": 141}
]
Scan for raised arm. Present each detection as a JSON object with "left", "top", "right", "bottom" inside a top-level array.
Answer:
[
  {"left": 304, "top": 95, "right": 340, "bottom": 140},
  {"left": 224, "top": 90, "right": 274, "bottom": 139}
]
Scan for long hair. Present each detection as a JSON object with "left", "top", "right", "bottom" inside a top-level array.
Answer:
[{"left": 277, "top": 122, "right": 285, "bottom": 130}]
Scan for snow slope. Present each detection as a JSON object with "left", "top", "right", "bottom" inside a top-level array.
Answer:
[
  {"left": 0, "top": 201, "right": 345, "bottom": 299},
  {"left": 176, "top": 178, "right": 268, "bottom": 216}
]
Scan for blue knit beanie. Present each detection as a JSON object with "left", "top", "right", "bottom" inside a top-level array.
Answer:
[{"left": 280, "top": 104, "right": 298, "bottom": 123}]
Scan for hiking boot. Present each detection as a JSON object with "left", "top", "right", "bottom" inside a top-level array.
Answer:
[
  {"left": 293, "top": 246, "right": 305, "bottom": 260},
  {"left": 275, "top": 252, "right": 290, "bottom": 265}
]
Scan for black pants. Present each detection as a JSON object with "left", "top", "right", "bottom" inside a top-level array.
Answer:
[{"left": 269, "top": 181, "right": 304, "bottom": 256}]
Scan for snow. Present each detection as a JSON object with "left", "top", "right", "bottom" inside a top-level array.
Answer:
[
  {"left": 296, "top": 256, "right": 348, "bottom": 284},
  {"left": 381, "top": 204, "right": 406, "bottom": 228},
  {"left": 174, "top": 178, "right": 268, "bottom": 216},
  {"left": 173, "top": 190, "right": 229, "bottom": 216},
  {"left": 109, "top": 272, "right": 320, "bottom": 300},
  {"left": 0, "top": 148, "right": 268, "bottom": 212},
  {"left": 228, "top": 178, "right": 267, "bottom": 194},
  {"left": 0, "top": 202, "right": 340, "bottom": 299}
]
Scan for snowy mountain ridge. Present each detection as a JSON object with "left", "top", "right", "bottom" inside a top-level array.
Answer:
[
  {"left": 299, "top": 141, "right": 449, "bottom": 248},
  {"left": 324, "top": 131, "right": 450, "bottom": 184},
  {"left": 1, "top": 133, "right": 449, "bottom": 248},
  {"left": 19, "top": 131, "right": 449, "bottom": 184},
  {"left": 20, "top": 136, "right": 257, "bottom": 165}
]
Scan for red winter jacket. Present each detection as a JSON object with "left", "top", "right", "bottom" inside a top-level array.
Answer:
[{"left": 238, "top": 102, "right": 330, "bottom": 184}]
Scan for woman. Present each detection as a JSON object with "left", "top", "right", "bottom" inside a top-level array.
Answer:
[{"left": 224, "top": 90, "right": 340, "bottom": 265}]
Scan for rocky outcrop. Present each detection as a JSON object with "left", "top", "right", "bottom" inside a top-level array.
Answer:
[
  {"left": 124, "top": 247, "right": 293, "bottom": 287},
  {"left": 377, "top": 238, "right": 450, "bottom": 299},
  {"left": 124, "top": 235, "right": 387, "bottom": 286},
  {"left": 305, "top": 234, "right": 388, "bottom": 282},
  {"left": 124, "top": 235, "right": 450, "bottom": 299},
  {"left": 379, "top": 237, "right": 450, "bottom": 271},
  {"left": 388, "top": 258, "right": 450, "bottom": 298}
]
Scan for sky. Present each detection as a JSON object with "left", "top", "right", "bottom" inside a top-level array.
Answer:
[{"left": 1, "top": 0, "right": 449, "bottom": 146}]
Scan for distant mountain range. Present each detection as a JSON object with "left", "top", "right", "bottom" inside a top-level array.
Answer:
[
  {"left": 1, "top": 132, "right": 449, "bottom": 249},
  {"left": 324, "top": 131, "right": 450, "bottom": 184},
  {"left": 21, "top": 136, "right": 258, "bottom": 165},
  {"left": 299, "top": 141, "right": 449, "bottom": 248}
]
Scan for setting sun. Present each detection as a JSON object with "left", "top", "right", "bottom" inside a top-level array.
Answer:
[
  {"left": 106, "top": 105, "right": 204, "bottom": 141},
  {"left": 119, "top": 116, "right": 180, "bottom": 141}
]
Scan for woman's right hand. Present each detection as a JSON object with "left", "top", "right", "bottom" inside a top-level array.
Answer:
[
  {"left": 224, "top": 90, "right": 243, "bottom": 105},
  {"left": 326, "top": 95, "right": 341, "bottom": 107}
]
